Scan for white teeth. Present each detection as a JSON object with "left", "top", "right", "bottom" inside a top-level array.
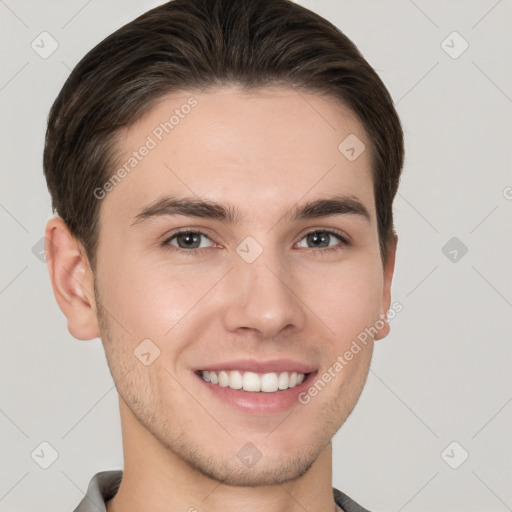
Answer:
[
  {"left": 218, "top": 371, "right": 229, "bottom": 387},
  {"left": 243, "top": 371, "right": 261, "bottom": 392},
  {"left": 261, "top": 372, "right": 279, "bottom": 392},
  {"left": 200, "top": 370, "right": 307, "bottom": 392},
  {"left": 229, "top": 370, "right": 243, "bottom": 389},
  {"left": 278, "top": 372, "right": 289, "bottom": 390}
]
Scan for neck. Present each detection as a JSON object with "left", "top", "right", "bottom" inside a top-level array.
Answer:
[{"left": 107, "top": 397, "right": 338, "bottom": 512}]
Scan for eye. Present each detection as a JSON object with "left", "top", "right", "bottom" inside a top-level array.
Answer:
[
  {"left": 296, "top": 230, "right": 348, "bottom": 252},
  {"left": 162, "top": 228, "right": 348, "bottom": 255},
  {"left": 163, "top": 230, "right": 215, "bottom": 253}
]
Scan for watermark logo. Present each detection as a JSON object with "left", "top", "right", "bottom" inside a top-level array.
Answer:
[
  {"left": 31, "top": 32, "right": 59, "bottom": 59},
  {"left": 237, "top": 442, "right": 262, "bottom": 468},
  {"left": 31, "top": 236, "right": 57, "bottom": 262},
  {"left": 441, "top": 441, "right": 469, "bottom": 469},
  {"left": 31, "top": 441, "right": 59, "bottom": 469},
  {"left": 442, "top": 237, "right": 468, "bottom": 263},
  {"left": 338, "top": 134, "right": 366, "bottom": 162},
  {"left": 441, "top": 31, "right": 469, "bottom": 59},
  {"left": 134, "top": 338, "right": 161, "bottom": 366},
  {"left": 236, "top": 236, "right": 263, "bottom": 263}
]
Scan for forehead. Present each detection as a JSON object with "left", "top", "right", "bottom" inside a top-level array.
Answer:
[{"left": 102, "top": 86, "right": 375, "bottom": 225}]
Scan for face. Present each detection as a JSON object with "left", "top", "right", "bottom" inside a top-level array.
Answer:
[{"left": 91, "top": 86, "right": 394, "bottom": 485}]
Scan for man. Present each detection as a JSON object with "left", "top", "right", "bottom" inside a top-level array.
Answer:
[{"left": 43, "top": 0, "right": 404, "bottom": 510}]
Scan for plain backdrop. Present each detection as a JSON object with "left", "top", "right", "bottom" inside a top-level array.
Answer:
[{"left": 1, "top": 1, "right": 511, "bottom": 511}]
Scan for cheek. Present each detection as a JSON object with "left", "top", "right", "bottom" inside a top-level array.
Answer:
[
  {"left": 310, "top": 259, "right": 384, "bottom": 342},
  {"left": 100, "top": 256, "right": 222, "bottom": 342}
]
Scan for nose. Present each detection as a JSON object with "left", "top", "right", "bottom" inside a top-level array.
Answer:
[{"left": 221, "top": 249, "right": 307, "bottom": 339}]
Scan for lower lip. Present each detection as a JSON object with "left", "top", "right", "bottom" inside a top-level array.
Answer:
[{"left": 195, "top": 372, "right": 317, "bottom": 416}]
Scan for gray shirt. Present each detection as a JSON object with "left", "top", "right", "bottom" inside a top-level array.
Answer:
[{"left": 73, "top": 471, "right": 372, "bottom": 512}]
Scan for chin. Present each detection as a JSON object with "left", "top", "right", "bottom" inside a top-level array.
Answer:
[{"left": 187, "top": 452, "right": 317, "bottom": 487}]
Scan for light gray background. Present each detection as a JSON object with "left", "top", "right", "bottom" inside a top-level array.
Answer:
[{"left": 1, "top": 1, "right": 511, "bottom": 510}]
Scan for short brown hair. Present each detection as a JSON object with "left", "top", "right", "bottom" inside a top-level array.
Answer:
[{"left": 43, "top": 0, "right": 404, "bottom": 269}]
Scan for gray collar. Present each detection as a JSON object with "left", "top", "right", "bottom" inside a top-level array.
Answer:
[{"left": 73, "top": 470, "right": 371, "bottom": 512}]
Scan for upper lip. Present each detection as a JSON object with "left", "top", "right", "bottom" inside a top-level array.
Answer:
[{"left": 194, "top": 359, "right": 317, "bottom": 374}]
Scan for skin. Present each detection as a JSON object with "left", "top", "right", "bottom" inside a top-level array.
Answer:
[{"left": 46, "top": 86, "right": 396, "bottom": 512}]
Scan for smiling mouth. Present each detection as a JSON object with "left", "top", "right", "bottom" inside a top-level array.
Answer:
[{"left": 196, "top": 370, "right": 310, "bottom": 393}]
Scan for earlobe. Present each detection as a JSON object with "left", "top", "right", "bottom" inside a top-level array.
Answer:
[
  {"left": 375, "top": 234, "right": 398, "bottom": 341},
  {"left": 45, "top": 217, "right": 100, "bottom": 340}
]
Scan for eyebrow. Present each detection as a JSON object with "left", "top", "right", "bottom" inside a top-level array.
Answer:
[{"left": 130, "top": 194, "right": 371, "bottom": 227}]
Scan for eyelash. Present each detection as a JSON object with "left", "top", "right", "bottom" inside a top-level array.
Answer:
[{"left": 161, "top": 229, "right": 349, "bottom": 256}]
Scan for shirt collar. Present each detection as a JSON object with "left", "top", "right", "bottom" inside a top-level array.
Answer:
[{"left": 73, "top": 470, "right": 122, "bottom": 512}]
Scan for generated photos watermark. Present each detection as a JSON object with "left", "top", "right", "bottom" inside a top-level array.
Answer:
[
  {"left": 298, "top": 301, "right": 403, "bottom": 405},
  {"left": 93, "top": 96, "right": 198, "bottom": 200}
]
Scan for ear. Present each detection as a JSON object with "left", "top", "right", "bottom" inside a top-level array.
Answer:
[
  {"left": 374, "top": 234, "right": 397, "bottom": 341},
  {"left": 45, "top": 216, "right": 100, "bottom": 340}
]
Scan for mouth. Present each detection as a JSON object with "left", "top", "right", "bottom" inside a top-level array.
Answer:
[
  {"left": 196, "top": 369, "right": 308, "bottom": 392},
  {"left": 192, "top": 360, "right": 318, "bottom": 415}
]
